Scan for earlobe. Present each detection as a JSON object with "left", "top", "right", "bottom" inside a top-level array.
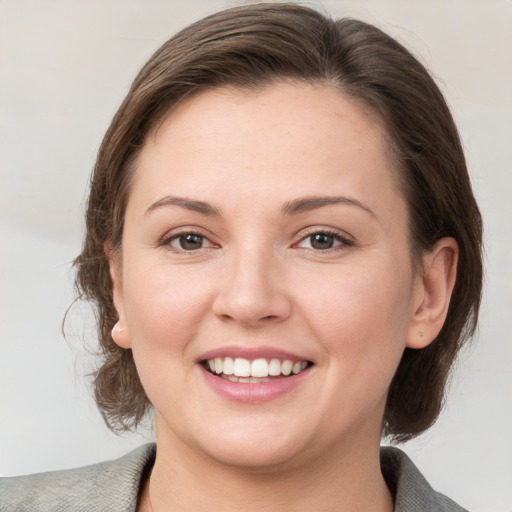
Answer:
[
  {"left": 406, "top": 237, "right": 459, "bottom": 349},
  {"left": 104, "top": 244, "right": 131, "bottom": 349},
  {"left": 111, "top": 320, "right": 131, "bottom": 349}
]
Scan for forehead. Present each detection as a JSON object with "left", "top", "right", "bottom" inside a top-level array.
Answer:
[
  {"left": 130, "top": 82, "right": 402, "bottom": 216},
  {"left": 149, "top": 81, "right": 388, "bottom": 146}
]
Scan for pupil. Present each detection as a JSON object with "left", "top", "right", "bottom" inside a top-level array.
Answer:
[
  {"left": 311, "top": 233, "right": 333, "bottom": 250},
  {"left": 180, "top": 234, "right": 203, "bottom": 250}
]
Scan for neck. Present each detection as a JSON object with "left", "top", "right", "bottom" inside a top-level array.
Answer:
[{"left": 141, "top": 425, "right": 393, "bottom": 512}]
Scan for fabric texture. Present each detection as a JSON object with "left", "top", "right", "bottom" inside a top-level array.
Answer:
[
  {"left": 0, "top": 444, "right": 468, "bottom": 511},
  {"left": 380, "top": 447, "right": 469, "bottom": 511},
  {"left": 0, "top": 444, "right": 155, "bottom": 512}
]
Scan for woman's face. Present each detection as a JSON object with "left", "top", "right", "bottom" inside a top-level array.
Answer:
[{"left": 111, "top": 82, "right": 425, "bottom": 469}]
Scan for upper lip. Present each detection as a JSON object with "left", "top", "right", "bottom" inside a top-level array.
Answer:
[{"left": 197, "top": 345, "right": 312, "bottom": 363}]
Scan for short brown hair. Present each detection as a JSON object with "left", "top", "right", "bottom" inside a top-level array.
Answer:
[{"left": 74, "top": 3, "right": 483, "bottom": 441}]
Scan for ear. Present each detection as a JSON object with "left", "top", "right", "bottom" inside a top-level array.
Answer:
[
  {"left": 105, "top": 244, "right": 131, "bottom": 349},
  {"left": 407, "top": 237, "right": 459, "bottom": 349}
]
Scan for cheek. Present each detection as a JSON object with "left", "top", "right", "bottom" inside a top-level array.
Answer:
[
  {"left": 121, "top": 265, "right": 215, "bottom": 410},
  {"left": 301, "top": 256, "right": 414, "bottom": 365},
  {"left": 305, "top": 261, "right": 414, "bottom": 425},
  {"left": 122, "top": 262, "right": 214, "bottom": 355}
]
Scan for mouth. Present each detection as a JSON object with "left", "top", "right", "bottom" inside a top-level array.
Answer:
[{"left": 201, "top": 357, "right": 313, "bottom": 383}]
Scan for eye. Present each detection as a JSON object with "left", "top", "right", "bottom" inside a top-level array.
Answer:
[
  {"left": 296, "top": 231, "right": 352, "bottom": 251},
  {"left": 163, "top": 232, "right": 214, "bottom": 252}
]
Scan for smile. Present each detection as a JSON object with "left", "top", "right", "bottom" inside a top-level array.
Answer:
[
  {"left": 204, "top": 357, "right": 310, "bottom": 382},
  {"left": 198, "top": 347, "right": 314, "bottom": 402}
]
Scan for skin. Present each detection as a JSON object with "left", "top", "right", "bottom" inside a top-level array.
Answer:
[{"left": 109, "top": 82, "right": 458, "bottom": 511}]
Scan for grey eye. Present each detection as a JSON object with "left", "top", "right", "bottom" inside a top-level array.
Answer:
[
  {"left": 296, "top": 231, "right": 350, "bottom": 251},
  {"left": 309, "top": 233, "right": 335, "bottom": 250},
  {"left": 176, "top": 233, "right": 205, "bottom": 250}
]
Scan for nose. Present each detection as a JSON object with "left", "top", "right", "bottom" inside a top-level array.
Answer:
[{"left": 212, "top": 245, "right": 292, "bottom": 326}]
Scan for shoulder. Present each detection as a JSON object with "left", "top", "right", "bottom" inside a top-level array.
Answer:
[
  {"left": 380, "top": 446, "right": 469, "bottom": 512},
  {"left": 0, "top": 443, "right": 156, "bottom": 512}
]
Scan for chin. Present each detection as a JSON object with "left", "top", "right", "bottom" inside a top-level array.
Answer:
[
  {"left": 201, "top": 437, "right": 309, "bottom": 472},
  {"left": 176, "top": 413, "right": 316, "bottom": 472}
]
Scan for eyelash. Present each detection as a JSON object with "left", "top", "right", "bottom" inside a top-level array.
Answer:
[
  {"left": 159, "top": 229, "right": 216, "bottom": 253},
  {"left": 159, "top": 228, "right": 354, "bottom": 253},
  {"left": 294, "top": 229, "right": 354, "bottom": 252}
]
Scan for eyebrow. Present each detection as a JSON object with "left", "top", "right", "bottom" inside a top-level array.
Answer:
[
  {"left": 282, "top": 196, "right": 376, "bottom": 218},
  {"left": 146, "top": 196, "right": 221, "bottom": 217},
  {"left": 145, "top": 194, "right": 376, "bottom": 218}
]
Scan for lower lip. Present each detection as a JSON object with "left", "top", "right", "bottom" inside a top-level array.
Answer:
[{"left": 200, "top": 366, "right": 311, "bottom": 403}]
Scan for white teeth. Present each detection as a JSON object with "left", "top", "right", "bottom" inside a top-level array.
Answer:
[
  {"left": 225, "top": 375, "right": 272, "bottom": 383},
  {"left": 206, "top": 357, "right": 309, "bottom": 378},
  {"left": 233, "top": 358, "right": 251, "bottom": 377},
  {"left": 223, "top": 357, "right": 234, "bottom": 375},
  {"left": 281, "top": 360, "right": 293, "bottom": 376},
  {"left": 251, "top": 358, "right": 269, "bottom": 378},
  {"left": 268, "top": 358, "right": 281, "bottom": 376},
  {"left": 293, "top": 361, "right": 308, "bottom": 374}
]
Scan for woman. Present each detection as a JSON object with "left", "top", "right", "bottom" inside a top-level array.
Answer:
[{"left": 0, "top": 3, "right": 482, "bottom": 511}]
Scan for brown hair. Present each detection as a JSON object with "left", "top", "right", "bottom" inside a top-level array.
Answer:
[{"left": 74, "top": 3, "right": 483, "bottom": 441}]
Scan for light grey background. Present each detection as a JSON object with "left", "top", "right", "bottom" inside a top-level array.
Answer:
[{"left": 1, "top": 1, "right": 511, "bottom": 511}]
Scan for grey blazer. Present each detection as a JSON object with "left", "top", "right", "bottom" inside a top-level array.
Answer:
[{"left": 0, "top": 444, "right": 468, "bottom": 511}]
